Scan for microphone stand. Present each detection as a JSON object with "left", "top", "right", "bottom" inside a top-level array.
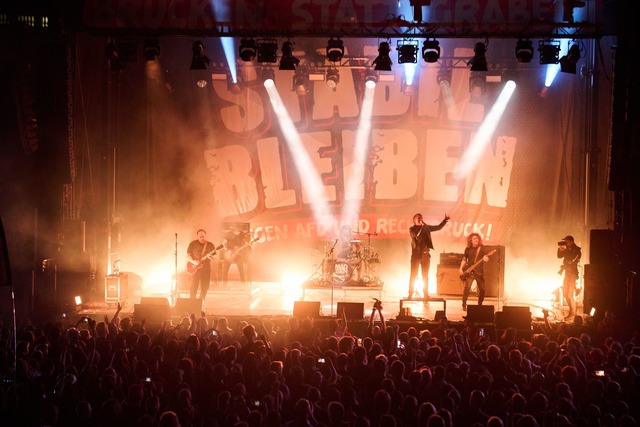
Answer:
[
  {"left": 328, "top": 239, "right": 338, "bottom": 316},
  {"left": 173, "top": 233, "right": 178, "bottom": 307}
]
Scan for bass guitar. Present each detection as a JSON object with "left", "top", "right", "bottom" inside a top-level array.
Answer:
[
  {"left": 187, "top": 244, "right": 223, "bottom": 274},
  {"left": 459, "top": 249, "right": 497, "bottom": 281},
  {"left": 223, "top": 237, "right": 259, "bottom": 263}
]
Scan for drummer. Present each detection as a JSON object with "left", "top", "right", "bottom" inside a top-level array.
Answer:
[{"left": 335, "top": 224, "right": 362, "bottom": 281}]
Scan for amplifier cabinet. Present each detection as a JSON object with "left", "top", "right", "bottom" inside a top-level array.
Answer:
[{"left": 437, "top": 265, "right": 463, "bottom": 296}]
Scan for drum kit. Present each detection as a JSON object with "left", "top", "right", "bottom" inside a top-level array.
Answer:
[{"left": 311, "top": 232, "right": 382, "bottom": 286}]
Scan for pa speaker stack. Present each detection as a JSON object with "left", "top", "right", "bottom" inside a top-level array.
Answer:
[{"left": 134, "top": 297, "right": 171, "bottom": 324}]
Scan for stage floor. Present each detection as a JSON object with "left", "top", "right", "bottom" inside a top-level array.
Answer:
[{"left": 79, "top": 280, "right": 571, "bottom": 325}]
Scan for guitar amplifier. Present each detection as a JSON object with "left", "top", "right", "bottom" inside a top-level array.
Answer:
[
  {"left": 437, "top": 265, "right": 462, "bottom": 296},
  {"left": 440, "top": 252, "right": 463, "bottom": 267}
]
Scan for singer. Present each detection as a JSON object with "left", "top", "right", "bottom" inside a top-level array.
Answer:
[{"left": 407, "top": 212, "right": 450, "bottom": 299}]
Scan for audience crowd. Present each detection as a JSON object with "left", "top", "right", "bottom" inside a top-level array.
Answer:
[{"left": 1, "top": 300, "right": 639, "bottom": 427}]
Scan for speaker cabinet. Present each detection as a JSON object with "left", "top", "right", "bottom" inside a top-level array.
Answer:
[
  {"left": 496, "top": 306, "right": 531, "bottom": 330},
  {"left": 140, "top": 296, "right": 171, "bottom": 306},
  {"left": 174, "top": 298, "right": 204, "bottom": 316},
  {"left": 336, "top": 302, "right": 365, "bottom": 320},
  {"left": 465, "top": 305, "right": 495, "bottom": 323},
  {"left": 589, "top": 229, "right": 616, "bottom": 264},
  {"left": 483, "top": 245, "right": 505, "bottom": 298},
  {"left": 134, "top": 303, "right": 171, "bottom": 324},
  {"left": 293, "top": 301, "right": 321, "bottom": 318},
  {"left": 437, "top": 265, "right": 462, "bottom": 296},
  {"left": 583, "top": 263, "right": 624, "bottom": 315}
]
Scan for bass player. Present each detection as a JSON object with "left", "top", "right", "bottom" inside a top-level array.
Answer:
[
  {"left": 459, "top": 233, "right": 490, "bottom": 311},
  {"left": 186, "top": 229, "right": 219, "bottom": 300},
  {"left": 221, "top": 223, "right": 250, "bottom": 288}
]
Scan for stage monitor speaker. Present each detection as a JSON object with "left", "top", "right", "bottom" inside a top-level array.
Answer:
[
  {"left": 583, "top": 263, "right": 624, "bottom": 315},
  {"left": 174, "top": 298, "right": 203, "bottom": 316},
  {"left": 465, "top": 305, "right": 495, "bottom": 323},
  {"left": 483, "top": 245, "right": 505, "bottom": 298},
  {"left": 293, "top": 301, "right": 321, "bottom": 318},
  {"left": 336, "top": 302, "right": 365, "bottom": 320},
  {"left": 589, "top": 229, "right": 615, "bottom": 265},
  {"left": 140, "top": 296, "right": 171, "bottom": 306},
  {"left": 134, "top": 303, "right": 170, "bottom": 324},
  {"left": 496, "top": 306, "right": 531, "bottom": 330},
  {"left": 437, "top": 265, "right": 462, "bottom": 296}
]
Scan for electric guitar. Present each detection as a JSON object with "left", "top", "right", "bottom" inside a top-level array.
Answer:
[
  {"left": 223, "top": 237, "right": 259, "bottom": 263},
  {"left": 187, "top": 244, "right": 223, "bottom": 274},
  {"left": 459, "top": 248, "right": 497, "bottom": 281}
]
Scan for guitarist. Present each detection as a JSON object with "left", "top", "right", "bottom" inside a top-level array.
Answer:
[
  {"left": 557, "top": 235, "right": 581, "bottom": 320},
  {"left": 459, "top": 233, "right": 490, "bottom": 311},
  {"left": 221, "top": 222, "right": 249, "bottom": 287},
  {"left": 187, "top": 229, "right": 218, "bottom": 300}
]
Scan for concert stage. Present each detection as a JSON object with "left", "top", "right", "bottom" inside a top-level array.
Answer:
[{"left": 68, "top": 280, "right": 578, "bottom": 336}]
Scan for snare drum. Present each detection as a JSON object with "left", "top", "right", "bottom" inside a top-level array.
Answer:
[{"left": 333, "top": 260, "right": 354, "bottom": 284}]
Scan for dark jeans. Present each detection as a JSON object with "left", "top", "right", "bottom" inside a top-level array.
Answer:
[
  {"left": 409, "top": 251, "right": 431, "bottom": 297},
  {"left": 563, "top": 269, "right": 578, "bottom": 314},
  {"left": 222, "top": 260, "right": 246, "bottom": 286},
  {"left": 462, "top": 274, "right": 486, "bottom": 306},
  {"left": 190, "top": 268, "right": 211, "bottom": 300}
]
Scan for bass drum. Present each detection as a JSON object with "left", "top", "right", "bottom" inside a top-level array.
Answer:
[{"left": 333, "top": 260, "right": 354, "bottom": 285}]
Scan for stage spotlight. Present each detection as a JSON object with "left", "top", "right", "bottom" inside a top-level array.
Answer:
[
  {"left": 538, "top": 40, "right": 560, "bottom": 64},
  {"left": 326, "top": 68, "right": 340, "bottom": 90},
  {"left": 293, "top": 71, "right": 310, "bottom": 95},
  {"left": 239, "top": 38, "right": 257, "bottom": 62},
  {"left": 397, "top": 39, "right": 418, "bottom": 64},
  {"left": 279, "top": 41, "right": 300, "bottom": 70},
  {"left": 105, "top": 42, "right": 124, "bottom": 71},
  {"left": 143, "top": 39, "right": 160, "bottom": 61},
  {"left": 469, "top": 41, "right": 488, "bottom": 71},
  {"left": 515, "top": 39, "right": 534, "bottom": 63},
  {"left": 563, "top": 0, "right": 585, "bottom": 23},
  {"left": 373, "top": 41, "right": 392, "bottom": 71},
  {"left": 190, "top": 41, "right": 210, "bottom": 70},
  {"left": 560, "top": 43, "right": 581, "bottom": 74},
  {"left": 437, "top": 67, "right": 452, "bottom": 85},
  {"left": 422, "top": 38, "right": 440, "bottom": 63},
  {"left": 364, "top": 69, "right": 378, "bottom": 88},
  {"left": 469, "top": 72, "right": 486, "bottom": 93},
  {"left": 257, "top": 39, "right": 278, "bottom": 63},
  {"left": 326, "top": 38, "right": 344, "bottom": 63},
  {"left": 261, "top": 68, "right": 275, "bottom": 86}
]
